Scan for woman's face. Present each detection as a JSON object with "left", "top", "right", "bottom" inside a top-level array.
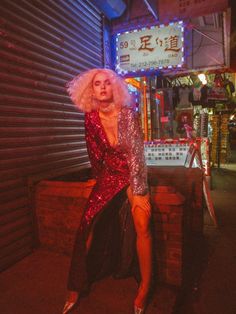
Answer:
[{"left": 92, "top": 72, "right": 113, "bottom": 104}]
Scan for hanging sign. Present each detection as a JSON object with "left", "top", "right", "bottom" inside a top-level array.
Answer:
[
  {"left": 115, "top": 21, "right": 184, "bottom": 75},
  {"left": 158, "top": 0, "right": 228, "bottom": 23}
]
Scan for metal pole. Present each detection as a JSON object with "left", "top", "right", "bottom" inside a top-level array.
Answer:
[
  {"left": 217, "top": 112, "right": 222, "bottom": 169},
  {"left": 143, "top": 77, "right": 148, "bottom": 141}
]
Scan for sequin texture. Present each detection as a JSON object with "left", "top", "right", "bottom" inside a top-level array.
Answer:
[{"left": 79, "top": 107, "right": 148, "bottom": 231}]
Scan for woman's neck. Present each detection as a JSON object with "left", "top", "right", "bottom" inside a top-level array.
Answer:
[{"left": 98, "top": 102, "right": 119, "bottom": 118}]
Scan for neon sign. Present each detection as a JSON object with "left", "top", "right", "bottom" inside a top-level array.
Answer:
[{"left": 115, "top": 21, "right": 184, "bottom": 74}]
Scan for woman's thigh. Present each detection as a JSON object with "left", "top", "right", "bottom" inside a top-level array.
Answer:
[{"left": 126, "top": 186, "right": 151, "bottom": 235}]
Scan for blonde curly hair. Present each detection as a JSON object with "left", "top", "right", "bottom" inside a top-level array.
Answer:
[{"left": 67, "top": 68, "right": 132, "bottom": 112}]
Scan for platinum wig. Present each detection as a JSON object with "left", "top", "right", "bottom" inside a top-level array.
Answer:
[{"left": 67, "top": 68, "right": 132, "bottom": 112}]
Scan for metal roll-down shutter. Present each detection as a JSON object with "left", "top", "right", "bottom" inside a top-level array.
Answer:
[{"left": 0, "top": 0, "right": 104, "bottom": 271}]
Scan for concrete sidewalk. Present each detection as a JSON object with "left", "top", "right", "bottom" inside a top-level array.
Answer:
[
  {"left": 1, "top": 152, "right": 236, "bottom": 314},
  {"left": 0, "top": 248, "right": 177, "bottom": 314},
  {"left": 175, "top": 150, "right": 236, "bottom": 314}
]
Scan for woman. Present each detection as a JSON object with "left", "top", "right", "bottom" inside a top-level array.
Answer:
[{"left": 63, "top": 68, "right": 152, "bottom": 314}]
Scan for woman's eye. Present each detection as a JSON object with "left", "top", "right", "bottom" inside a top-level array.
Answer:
[{"left": 94, "top": 79, "right": 110, "bottom": 86}]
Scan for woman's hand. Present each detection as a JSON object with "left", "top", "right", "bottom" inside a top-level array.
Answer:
[
  {"left": 127, "top": 186, "right": 151, "bottom": 218},
  {"left": 132, "top": 194, "right": 151, "bottom": 218}
]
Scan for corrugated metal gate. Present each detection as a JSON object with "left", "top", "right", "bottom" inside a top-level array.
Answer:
[{"left": 0, "top": 0, "right": 104, "bottom": 271}]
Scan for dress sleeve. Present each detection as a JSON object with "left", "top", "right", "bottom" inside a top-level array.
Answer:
[
  {"left": 125, "top": 109, "right": 148, "bottom": 195},
  {"left": 85, "top": 113, "right": 103, "bottom": 178}
]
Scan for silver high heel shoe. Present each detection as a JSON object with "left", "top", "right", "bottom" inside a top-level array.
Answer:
[
  {"left": 134, "top": 305, "right": 145, "bottom": 314},
  {"left": 62, "top": 298, "right": 79, "bottom": 314},
  {"left": 62, "top": 301, "right": 75, "bottom": 314}
]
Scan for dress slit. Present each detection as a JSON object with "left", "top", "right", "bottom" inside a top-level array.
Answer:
[{"left": 67, "top": 188, "right": 137, "bottom": 293}]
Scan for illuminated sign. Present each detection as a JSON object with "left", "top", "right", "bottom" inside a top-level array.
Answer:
[
  {"left": 115, "top": 21, "right": 184, "bottom": 74},
  {"left": 125, "top": 78, "right": 141, "bottom": 89}
]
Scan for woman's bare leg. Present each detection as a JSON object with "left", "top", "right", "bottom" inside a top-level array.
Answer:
[
  {"left": 132, "top": 206, "right": 152, "bottom": 308},
  {"left": 63, "top": 229, "right": 94, "bottom": 311},
  {"left": 127, "top": 186, "right": 152, "bottom": 309}
]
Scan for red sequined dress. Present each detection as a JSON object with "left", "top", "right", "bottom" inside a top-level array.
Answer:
[{"left": 67, "top": 106, "right": 148, "bottom": 292}]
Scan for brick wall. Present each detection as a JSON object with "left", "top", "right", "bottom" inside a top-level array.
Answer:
[
  {"left": 34, "top": 167, "right": 203, "bottom": 287},
  {"left": 151, "top": 185, "right": 186, "bottom": 286},
  {"left": 35, "top": 180, "right": 95, "bottom": 255}
]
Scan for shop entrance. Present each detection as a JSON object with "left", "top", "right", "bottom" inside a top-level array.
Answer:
[{"left": 126, "top": 72, "right": 235, "bottom": 151}]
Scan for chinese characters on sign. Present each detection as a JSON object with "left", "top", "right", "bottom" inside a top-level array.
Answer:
[{"left": 115, "top": 22, "right": 184, "bottom": 74}]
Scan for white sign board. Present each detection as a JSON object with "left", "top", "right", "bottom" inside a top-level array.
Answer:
[
  {"left": 115, "top": 21, "right": 184, "bottom": 74},
  {"left": 144, "top": 143, "right": 189, "bottom": 166}
]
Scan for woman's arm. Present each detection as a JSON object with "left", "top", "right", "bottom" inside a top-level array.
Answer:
[
  {"left": 124, "top": 109, "right": 151, "bottom": 216},
  {"left": 125, "top": 109, "right": 148, "bottom": 195}
]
